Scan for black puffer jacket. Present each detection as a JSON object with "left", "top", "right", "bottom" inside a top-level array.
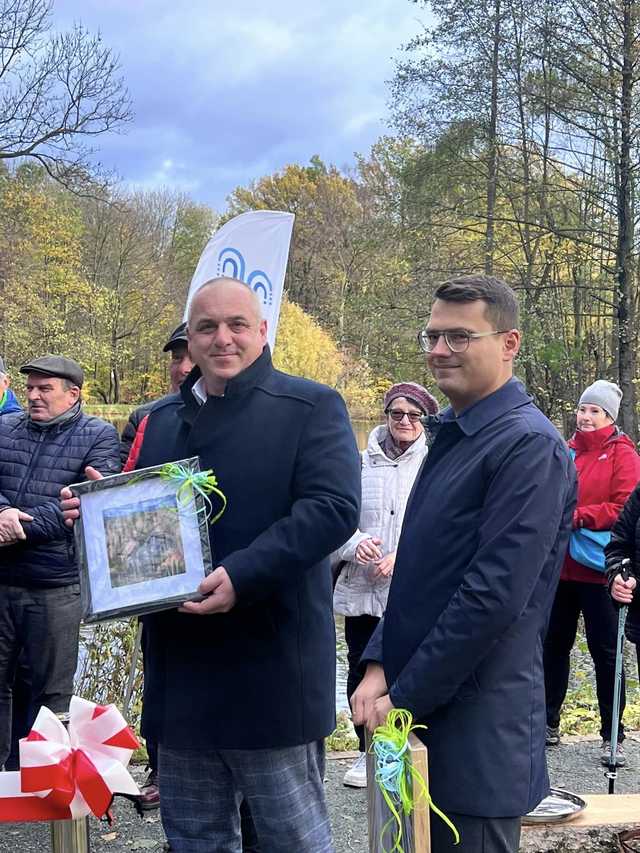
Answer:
[
  {"left": 0, "top": 408, "right": 120, "bottom": 587},
  {"left": 605, "top": 483, "right": 640, "bottom": 644}
]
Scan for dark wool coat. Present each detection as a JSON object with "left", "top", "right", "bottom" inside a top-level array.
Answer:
[
  {"left": 365, "top": 378, "right": 577, "bottom": 818},
  {"left": 136, "top": 348, "right": 361, "bottom": 750},
  {"left": 0, "top": 408, "right": 120, "bottom": 586}
]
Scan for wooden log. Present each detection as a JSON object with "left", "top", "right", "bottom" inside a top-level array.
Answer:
[{"left": 521, "top": 794, "right": 640, "bottom": 853}]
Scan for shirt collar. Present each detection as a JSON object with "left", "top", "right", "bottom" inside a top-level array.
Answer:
[
  {"left": 182, "top": 345, "right": 273, "bottom": 411},
  {"left": 191, "top": 376, "right": 208, "bottom": 406},
  {"left": 437, "top": 377, "right": 531, "bottom": 436}
]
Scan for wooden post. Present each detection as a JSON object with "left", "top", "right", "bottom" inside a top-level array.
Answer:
[
  {"left": 50, "top": 712, "right": 90, "bottom": 853},
  {"left": 366, "top": 731, "right": 431, "bottom": 853},
  {"left": 50, "top": 817, "right": 90, "bottom": 853}
]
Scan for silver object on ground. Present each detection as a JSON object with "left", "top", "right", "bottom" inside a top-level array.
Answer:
[{"left": 522, "top": 788, "right": 586, "bottom": 825}]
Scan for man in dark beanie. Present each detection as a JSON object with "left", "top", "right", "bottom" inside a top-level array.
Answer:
[
  {"left": 118, "top": 323, "right": 194, "bottom": 811},
  {"left": 0, "top": 355, "right": 120, "bottom": 767},
  {"left": 120, "top": 322, "right": 194, "bottom": 467}
]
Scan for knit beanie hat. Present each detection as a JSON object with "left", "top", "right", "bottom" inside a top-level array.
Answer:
[
  {"left": 579, "top": 380, "right": 623, "bottom": 421},
  {"left": 383, "top": 382, "right": 439, "bottom": 416}
]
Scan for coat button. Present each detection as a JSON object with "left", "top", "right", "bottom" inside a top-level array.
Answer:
[{"left": 390, "top": 510, "right": 395, "bottom": 515}]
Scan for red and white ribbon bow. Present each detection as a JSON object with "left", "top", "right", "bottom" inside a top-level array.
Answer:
[{"left": 0, "top": 695, "right": 140, "bottom": 822}]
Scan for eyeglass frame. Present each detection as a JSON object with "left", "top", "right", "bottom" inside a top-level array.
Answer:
[
  {"left": 417, "top": 328, "right": 511, "bottom": 354},
  {"left": 385, "top": 408, "right": 424, "bottom": 423}
]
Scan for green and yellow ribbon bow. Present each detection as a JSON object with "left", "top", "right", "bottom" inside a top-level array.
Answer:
[
  {"left": 132, "top": 462, "right": 227, "bottom": 525},
  {"left": 372, "top": 709, "right": 459, "bottom": 852}
]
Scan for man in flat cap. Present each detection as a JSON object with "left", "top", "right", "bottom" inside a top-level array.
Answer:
[{"left": 0, "top": 355, "right": 120, "bottom": 767}]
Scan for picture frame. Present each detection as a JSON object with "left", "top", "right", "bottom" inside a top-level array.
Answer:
[{"left": 71, "top": 456, "right": 215, "bottom": 623}]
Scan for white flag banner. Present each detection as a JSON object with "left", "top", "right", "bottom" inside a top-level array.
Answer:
[{"left": 183, "top": 210, "right": 295, "bottom": 350}]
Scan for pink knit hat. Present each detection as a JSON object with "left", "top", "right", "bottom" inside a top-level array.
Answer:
[{"left": 383, "top": 382, "right": 439, "bottom": 416}]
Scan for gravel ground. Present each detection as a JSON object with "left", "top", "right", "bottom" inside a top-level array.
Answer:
[{"left": 1, "top": 739, "right": 639, "bottom": 852}]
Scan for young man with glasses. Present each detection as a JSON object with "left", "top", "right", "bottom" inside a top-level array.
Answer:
[{"left": 353, "top": 275, "right": 577, "bottom": 853}]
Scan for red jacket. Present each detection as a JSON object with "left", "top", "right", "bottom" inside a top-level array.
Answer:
[
  {"left": 123, "top": 413, "right": 149, "bottom": 472},
  {"left": 562, "top": 424, "right": 640, "bottom": 583}
]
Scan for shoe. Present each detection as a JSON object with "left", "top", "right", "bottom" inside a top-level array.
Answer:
[
  {"left": 545, "top": 726, "right": 560, "bottom": 747},
  {"left": 343, "top": 752, "right": 367, "bottom": 788},
  {"left": 138, "top": 768, "right": 160, "bottom": 810},
  {"left": 601, "top": 740, "right": 626, "bottom": 767}
]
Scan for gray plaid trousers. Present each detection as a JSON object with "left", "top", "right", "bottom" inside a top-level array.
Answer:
[{"left": 159, "top": 740, "right": 334, "bottom": 853}]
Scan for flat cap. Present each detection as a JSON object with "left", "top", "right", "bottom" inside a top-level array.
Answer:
[
  {"left": 20, "top": 355, "right": 84, "bottom": 388},
  {"left": 163, "top": 321, "right": 188, "bottom": 352}
]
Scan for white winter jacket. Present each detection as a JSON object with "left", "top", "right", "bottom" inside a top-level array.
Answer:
[{"left": 333, "top": 424, "right": 428, "bottom": 617}]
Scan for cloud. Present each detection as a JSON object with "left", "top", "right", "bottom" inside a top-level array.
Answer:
[{"left": 53, "top": 0, "right": 430, "bottom": 208}]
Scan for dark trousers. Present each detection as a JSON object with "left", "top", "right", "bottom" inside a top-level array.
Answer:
[
  {"left": 544, "top": 579, "right": 625, "bottom": 741},
  {"left": 5, "top": 656, "right": 31, "bottom": 770},
  {"left": 0, "top": 584, "right": 82, "bottom": 766},
  {"left": 430, "top": 813, "right": 521, "bottom": 853},
  {"left": 345, "top": 614, "right": 380, "bottom": 753}
]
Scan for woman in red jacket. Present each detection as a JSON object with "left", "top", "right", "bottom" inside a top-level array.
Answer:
[{"left": 544, "top": 380, "right": 640, "bottom": 766}]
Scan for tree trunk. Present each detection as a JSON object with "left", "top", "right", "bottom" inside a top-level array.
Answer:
[
  {"left": 615, "top": 0, "right": 637, "bottom": 441},
  {"left": 484, "top": 0, "right": 501, "bottom": 276}
]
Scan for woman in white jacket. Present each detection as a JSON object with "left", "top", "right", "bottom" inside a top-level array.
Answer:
[{"left": 334, "top": 381, "right": 439, "bottom": 787}]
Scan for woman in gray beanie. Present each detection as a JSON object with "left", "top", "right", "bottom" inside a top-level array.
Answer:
[
  {"left": 543, "top": 379, "right": 640, "bottom": 766},
  {"left": 333, "top": 381, "right": 438, "bottom": 788}
]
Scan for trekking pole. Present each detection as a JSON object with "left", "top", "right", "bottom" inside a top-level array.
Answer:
[{"left": 606, "top": 557, "right": 631, "bottom": 795}]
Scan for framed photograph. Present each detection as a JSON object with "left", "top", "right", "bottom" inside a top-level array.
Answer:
[{"left": 71, "top": 457, "right": 215, "bottom": 622}]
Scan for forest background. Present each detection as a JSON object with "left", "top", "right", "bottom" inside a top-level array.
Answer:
[{"left": 1, "top": 0, "right": 640, "bottom": 437}]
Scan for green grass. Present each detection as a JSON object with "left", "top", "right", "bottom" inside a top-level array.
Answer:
[{"left": 326, "top": 710, "right": 359, "bottom": 752}]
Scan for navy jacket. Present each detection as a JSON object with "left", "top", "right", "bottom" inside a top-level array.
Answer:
[
  {"left": 136, "top": 347, "right": 361, "bottom": 750},
  {"left": 0, "top": 408, "right": 120, "bottom": 587},
  {"left": 366, "top": 378, "right": 576, "bottom": 817}
]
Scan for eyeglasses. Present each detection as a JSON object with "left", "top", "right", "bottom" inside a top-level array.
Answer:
[
  {"left": 386, "top": 409, "right": 423, "bottom": 423},
  {"left": 417, "top": 329, "right": 509, "bottom": 354}
]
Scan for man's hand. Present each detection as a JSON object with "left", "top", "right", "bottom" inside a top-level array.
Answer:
[
  {"left": 366, "top": 694, "right": 396, "bottom": 732},
  {"left": 351, "top": 662, "right": 388, "bottom": 726},
  {"left": 612, "top": 573, "right": 637, "bottom": 604},
  {"left": 0, "top": 508, "right": 33, "bottom": 543},
  {"left": 373, "top": 551, "right": 396, "bottom": 578},
  {"left": 180, "top": 566, "right": 237, "bottom": 615},
  {"left": 60, "top": 466, "right": 103, "bottom": 527},
  {"left": 355, "top": 537, "right": 383, "bottom": 564}
]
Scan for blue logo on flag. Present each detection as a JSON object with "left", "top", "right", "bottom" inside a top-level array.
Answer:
[{"left": 217, "top": 248, "right": 273, "bottom": 306}]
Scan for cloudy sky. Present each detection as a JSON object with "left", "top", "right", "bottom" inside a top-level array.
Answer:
[{"left": 53, "top": 0, "right": 429, "bottom": 210}]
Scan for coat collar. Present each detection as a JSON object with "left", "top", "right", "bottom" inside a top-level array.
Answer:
[
  {"left": 434, "top": 377, "right": 532, "bottom": 437},
  {"left": 367, "top": 424, "right": 427, "bottom": 460},
  {"left": 179, "top": 345, "right": 273, "bottom": 421},
  {"left": 570, "top": 423, "right": 617, "bottom": 452}
]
